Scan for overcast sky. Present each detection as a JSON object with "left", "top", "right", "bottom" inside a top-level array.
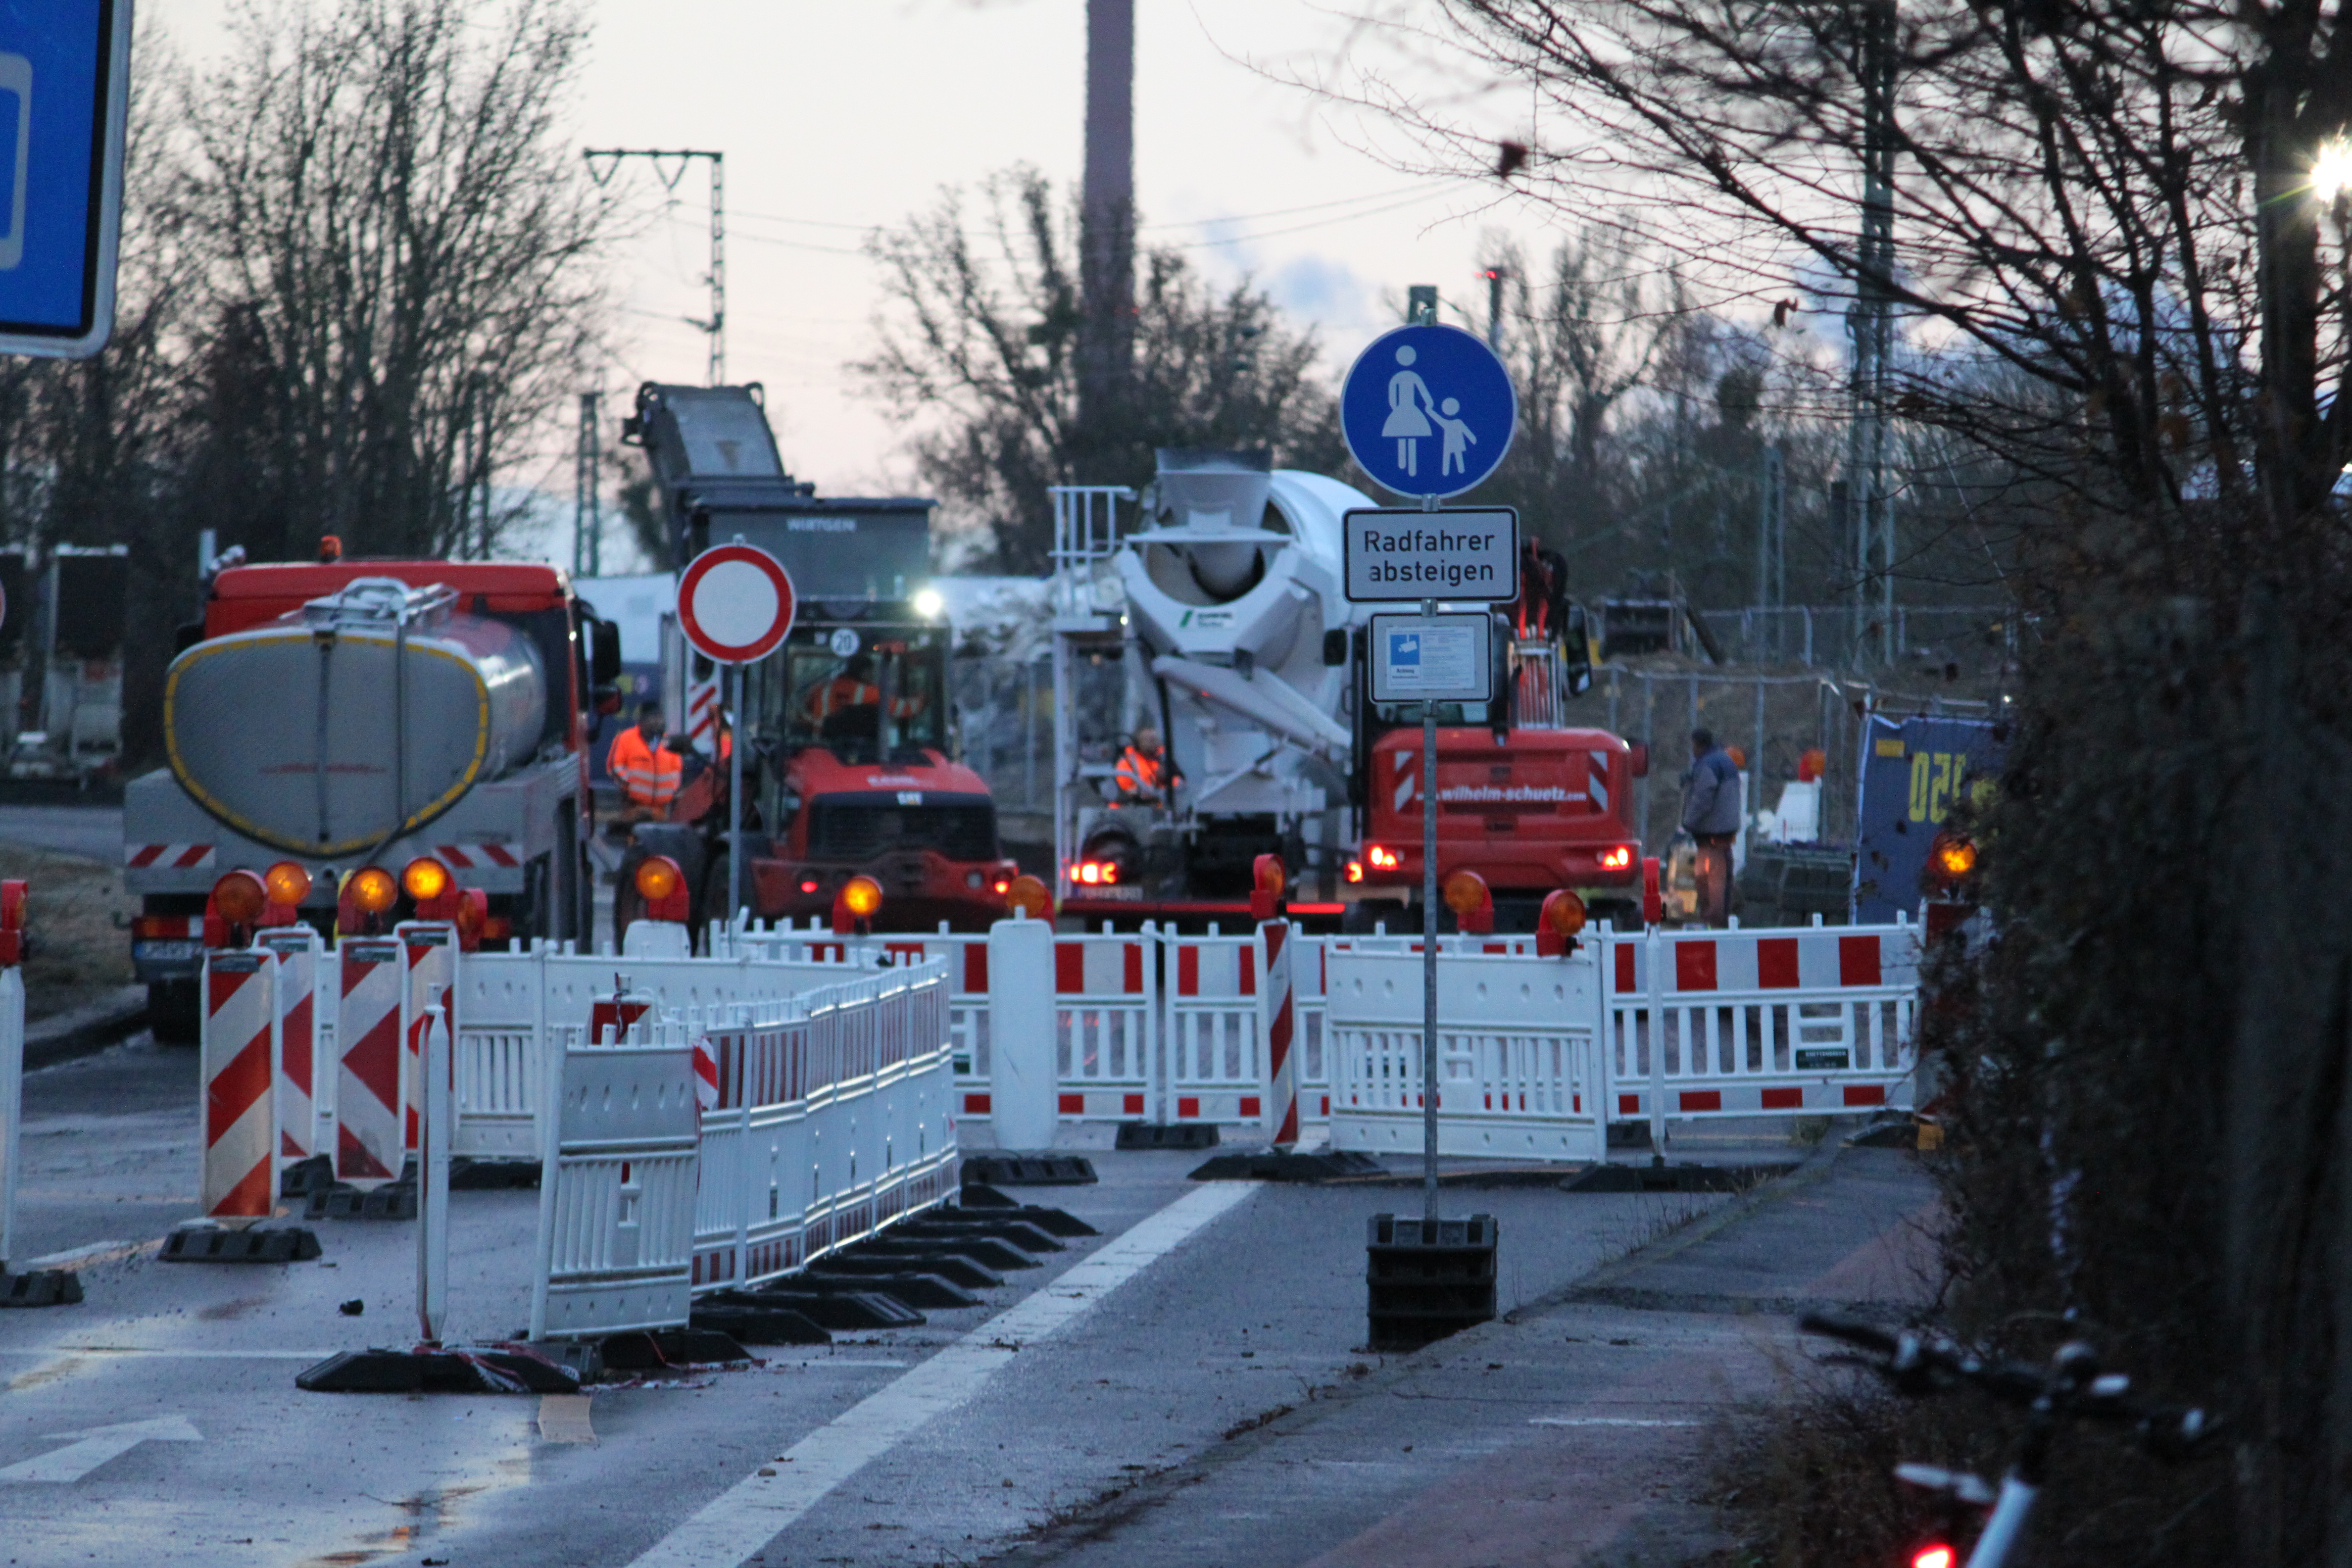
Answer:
[{"left": 159, "top": 1, "right": 1545, "bottom": 569}]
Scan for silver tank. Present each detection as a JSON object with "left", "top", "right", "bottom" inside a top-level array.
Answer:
[{"left": 164, "top": 578, "right": 547, "bottom": 857}]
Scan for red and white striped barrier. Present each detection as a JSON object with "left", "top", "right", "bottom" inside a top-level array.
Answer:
[
  {"left": 1604, "top": 925, "right": 1918, "bottom": 1129},
  {"left": 1326, "top": 940, "right": 1606, "bottom": 1161},
  {"left": 256, "top": 927, "right": 326, "bottom": 1163},
  {"left": 200, "top": 949, "right": 278, "bottom": 1220},
  {"left": 1168, "top": 930, "right": 1261, "bottom": 1124},
  {"left": 1049, "top": 930, "right": 1153, "bottom": 1122},
  {"left": 435, "top": 843, "right": 521, "bottom": 870},
  {"left": 1260, "top": 920, "right": 1298, "bottom": 1148},
  {"left": 335, "top": 937, "right": 407, "bottom": 1182},
  {"left": 124, "top": 842, "right": 215, "bottom": 870}
]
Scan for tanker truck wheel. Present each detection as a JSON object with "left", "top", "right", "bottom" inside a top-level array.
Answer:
[{"left": 147, "top": 980, "right": 200, "bottom": 1045}]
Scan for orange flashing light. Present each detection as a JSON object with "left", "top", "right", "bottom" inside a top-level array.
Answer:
[
  {"left": 1005, "top": 874, "right": 1053, "bottom": 920},
  {"left": 401, "top": 856, "right": 452, "bottom": 903}
]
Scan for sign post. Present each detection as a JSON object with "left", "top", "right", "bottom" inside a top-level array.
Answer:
[
  {"left": 678, "top": 540, "right": 797, "bottom": 936},
  {"left": 0, "top": 4, "right": 134, "bottom": 359},
  {"left": 1339, "top": 321, "right": 1519, "bottom": 1221}
]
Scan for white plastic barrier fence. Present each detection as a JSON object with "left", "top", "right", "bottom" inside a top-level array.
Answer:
[
  {"left": 1604, "top": 925, "right": 1920, "bottom": 1127},
  {"left": 688, "top": 958, "right": 959, "bottom": 1291},
  {"left": 0, "top": 966, "right": 23, "bottom": 1269},
  {"left": 449, "top": 940, "right": 886, "bottom": 1162},
  {"left": 1053, "top": 929, "right": 1156, "bottom": 1122},
  {"left": 532, "top": 960, "right": 961, "bottom": 1338},
  {"left": 530, "top": 1003, "right": 703, "bottom": 1339},
  {"left": 1166, "top": 930, "right": 1265, "bottom": 1125},
  {"left": 1326, "top": 940, "right": 1608, "bottom": 1161}
]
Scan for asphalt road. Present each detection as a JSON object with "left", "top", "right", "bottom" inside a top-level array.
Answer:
[
  {"left": 0, "top": 804, "right": 122, "bottom": 864},
  {"left": 0, "top": 1035, "right": 1932, "bottom": 1568}
]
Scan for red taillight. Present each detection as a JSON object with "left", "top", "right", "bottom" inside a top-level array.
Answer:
[
  {"left": 1074, "top": 860, "right": 1118, "bottom": 886},
  {"left": 800, "top": 879, "right": 819, "bottom": 894},
  {"left": 992, "top": 879, "right": 1011, "bottom": 895},
  {"left": 1599, "top": 844, "right": 1634, "bottom": 872},
  {"left": 1345, "top": 860, "right": 1364, "bottom": 884},
  {"left": 1911, "top": 1547, "right": 1956, "bottom": 1568},
  {"left": 132, "top": 915, "right": 185, "bottom": 940},
  {"left": 1366, "top": 845, "right": 1401, "bottom": 871}
]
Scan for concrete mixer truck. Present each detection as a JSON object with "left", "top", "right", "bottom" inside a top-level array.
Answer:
[
  {"left": 126, "top": 558, "right": 619, "bottom": 1038},
  {"left": 1052, "top": 451, "right": 1648, "bottom": 930}
]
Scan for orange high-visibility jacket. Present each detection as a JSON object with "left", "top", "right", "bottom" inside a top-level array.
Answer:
[
  {"left": 1114, "top": 746, "right": 1166, "bottom": 802},
  {"left": 608, "top": 727, "right": 682, "bottom": 810}
]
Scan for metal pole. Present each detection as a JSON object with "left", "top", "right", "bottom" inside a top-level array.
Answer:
[
  {"left": 707, "top": 153, "right": 726, "bottom": 386},
  {"left": 1421, "top": 591, "right": 1439, "bottom": 1223},
  {"left": 728, "top": 662, "right": 745, "bottom": 926}
]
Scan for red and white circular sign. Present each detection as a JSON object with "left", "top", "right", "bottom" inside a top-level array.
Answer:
[{"left": 678, "top": 543, "right": 795, "bottom": 664}]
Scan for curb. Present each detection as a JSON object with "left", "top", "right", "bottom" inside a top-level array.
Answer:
[{"left": 24, "top": 985, "right": 149, "bottom": 1071}]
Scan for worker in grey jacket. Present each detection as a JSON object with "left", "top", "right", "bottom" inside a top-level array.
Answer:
[{"left": 1681, "top": 728, "right": 1744, "bottom": 926}]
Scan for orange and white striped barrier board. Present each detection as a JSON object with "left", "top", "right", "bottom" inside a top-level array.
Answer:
[{"left": 200, "top": 949, "right": 277, "bottom": 1220}]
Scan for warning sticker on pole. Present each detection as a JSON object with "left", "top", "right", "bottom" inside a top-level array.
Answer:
[{"left": 1370, "top": 613, "right": 1492, "bottom": 704}]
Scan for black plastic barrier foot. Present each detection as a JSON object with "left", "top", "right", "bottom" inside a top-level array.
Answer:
[
  {"left": 1366, "top": 1213, "right": 1498, "bottom": 1353},
  {"left": 297, "top": 1343, "right": 582, "bottom": 1394},
  {"left": 822, "top": 1248, "right": 1005, "bottom": 1290},
  {"left": 1114, "top": 1122, "right": 1220, "bottom": 1152},
  {"left": 279, "top": 1154, "right": 336, "bottom": 1198},
  {"left": 600, "top": 1328, "right": 750, "bottom": 1371},
  {"left": 947, "top": 1199, "right": 1100, "bottom": 1239},
  {"left": 960, "top": 1154, "right": 1098, "bottom": 1187},
  {"left": 893, "top": 1220, "right": 1059, "bottom": 1265},
  {"left": 160, "top": 1226, "right": 323, "bottom": 1264},
  {"left": 0, "top": 1268, "right": 84, "bottom": 1308},
  {"left": 802, "top": 1269, "right": 980, "bottom": 1311},
  {"left": 690, "top": 1298, "right": 830, "bottom": 1346},
  {"left": 305, "top": 1183, "right": 419, "bottom": 1221},
  {"left": 1190, "top": 1149, "right": 1386, "bottom": 1183},
  {"left": 749, "top": 1288, "right": 925, "bottom": 1331},
  {"left": 449, "top": 1158, "right": 542, "bottom": 1190}
]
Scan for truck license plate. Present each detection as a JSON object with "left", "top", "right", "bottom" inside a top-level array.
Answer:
[{"left": 134, "top": 940, "right": 203, "bottom": 962}]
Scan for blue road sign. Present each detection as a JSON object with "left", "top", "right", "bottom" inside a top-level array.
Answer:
[
  {"left": 1341, "top": 323, "right": 1517, "bottom": 500},
  {"left": 0, "top": 1, "right": 131, "bottom": 358}
]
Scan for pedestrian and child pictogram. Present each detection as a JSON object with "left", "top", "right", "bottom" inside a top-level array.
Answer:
[{"left": 1340, "top": 323, "right": 1518, "bottom": 499}]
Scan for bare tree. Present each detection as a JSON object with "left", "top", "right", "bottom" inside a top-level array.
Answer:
[
  {"left": 175, "top": 0, "right": 610, "bottom": 560},
  {"left": 1339, "top": 6, "right": 2352, "bottom": 1562},
  {"left": 854, "top": 168, "right": 1346, "bottom": 573}
]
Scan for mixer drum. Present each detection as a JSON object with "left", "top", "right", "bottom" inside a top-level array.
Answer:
[{"left": 165, "top": 613, "right": 546, "bottom": 857}]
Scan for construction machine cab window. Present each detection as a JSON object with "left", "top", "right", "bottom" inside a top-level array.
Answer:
[{"left": 777, "top": 629, "right": 946, "bottom": 764}]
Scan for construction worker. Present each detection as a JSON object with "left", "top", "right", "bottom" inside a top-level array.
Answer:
[
  {"left": 1680, "top": 727, "right": 1743, "bottom": 927},
  {"left": 1113, "top": 726, "right": 1177, "bottom": 806},
  {"left": 800, "top": 653, "right": 928, "bottom": 726},
  {"left": 607, "top": 700, "right": 683, "bottom": 816}
]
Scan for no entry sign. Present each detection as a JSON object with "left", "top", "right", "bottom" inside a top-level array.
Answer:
[{"left": 678, "top": 542, "right": 795, "bottom": 665}]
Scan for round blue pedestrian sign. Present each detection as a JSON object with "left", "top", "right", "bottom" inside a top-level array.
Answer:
[{"left": 1340, "top": 324, "right": 1517, "bottom": 499}]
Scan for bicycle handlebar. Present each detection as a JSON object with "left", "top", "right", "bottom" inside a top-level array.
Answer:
[{"left": 1797, "top": 1312, "right": 2217, "bottom": 1457}]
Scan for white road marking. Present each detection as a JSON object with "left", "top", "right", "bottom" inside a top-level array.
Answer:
[
  {"left": 0, "top": 1414, "right": 201, "bottom": 1483},
  {"left": 1528, "top": 1417, "right": 1703, "bottom": 1427},
  {"left": 627, "top": 1182, "right": 1256, "bottom": 1568}
]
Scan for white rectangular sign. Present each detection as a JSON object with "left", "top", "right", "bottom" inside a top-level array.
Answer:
[
  {"left": 1370, "top": 613, "right": 1492, "bottom": 704},
  {"left": 1342, "top": 507, "right": 1518, "bottom": 603}
]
